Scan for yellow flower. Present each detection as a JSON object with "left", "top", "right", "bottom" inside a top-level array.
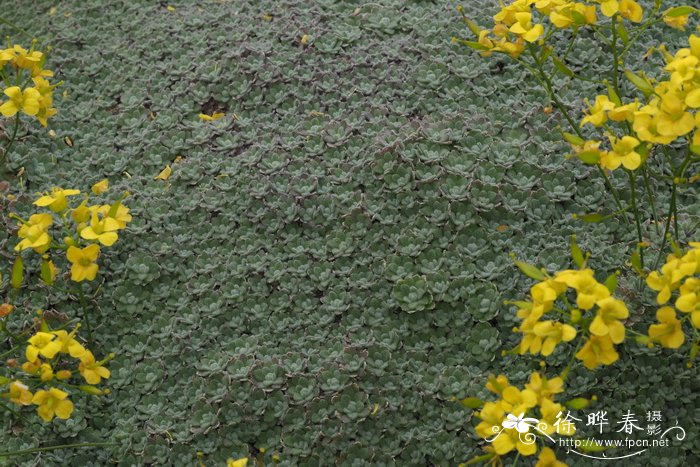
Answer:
[
  {"left": 575, "top": 335, "right": 619, "bottom": 369},
  {"left": 648, "top": 306, "right": 685, "bottom": 348},
  {"left": 0, "top": 86, "right": 41, "bottom": 117},
  {"left": 71, "top": 199, "right": 92, "bottom": 224},
  {"left": 39, "top": 363, "right": 54, "bottom": 382},
  {"left": 31, "top": 387, "right": 74, "bottom": 421},
  {"left": 646, "top": 254, "right": 697, "bottom": 304},
  {"left": 509, "top": 12, "right": 544, "bottom": 43},
  {"left": 155, "top": 164, "right": 172, "bottom": 180},
  {"left": 6, "top": 45, "right": 43, "bottom": 69},
  {"left": 550, "top": 3, "right": 597, "bottom": 29},
  {"left": 8, "top": 381, "right": 33, "bottom": 405},
  {"left": 486, "top": 374, "right": 510, "bottom": 395},
  {"left": 97, "top": 204, "right": 132, "bottom": 229},
  {"left": 79, "top": 351, "right": 111, "bottom": 384},
  {"left": 26, "top": 332, "right": 62, "bottom": 362},
  {"left": 32, "top": 76, "right": 57, "bottom": 126},
  {"left": 475, "top": 400, "right": 507, "bottom": 438},
  {"left": 600, "top": 135, "right": 642, "bottom": 171},
  {"left": 227, "top": 458, "right": 248, "bottom": 467},
  {"left": 91, "top": 179, "right": 109, "bottom": 195},
  {"left": 199, "top": 112, "right": 225, "bottom": 121},
  {"left": 676, "top": 277, "right": 700, "bottom": 328},
  {"left": 554, "top": 269, "right": 610, "bottom": 309},
  {"left": 493, "top": 0, "right": 530, "bottom": 26},
  {"left": 539, "top": 398, "right": 574, "bottom": 436},
  {"left": 52, "top": 329, "right": 87, "bottom": 358},
  {"left": 80, "top": 210, "right": 120, "bottom": 246},
  {"left": 525, "top": 372, "right": 564, "bottom": 404},
  {"left": 519, "top": 320, "right": 576, "bottom": 356},
  {"left": 501, "top": 385, "right": 538, "bottom": 415},
  {"left": 530, "top": 278, "right": 567, "bottom": 317},
  {"left": 597, "top": 0, "right": 619, "bottom": 17},
  {"left": 534, "top": 0, "right": 567, "bottom": 16},
  {"left": 580, "top": 95, "right": 615, "bottom": 127},
  {"left": 15, "top": 213, "right": 53, "bottom": 253},
  {"left": 664, "top": 14, "right": 689, "bottom": 30},
  {"left": 589, "top": 297, "right": 628, "bottom": 343},
  {"left": 491, "top": 426, "right": 537, "bottom": 456},
  {"left": 656, "top": 90, "right": 695, "bottom": 137},
  {"left": 618, "top": 0, "right": 643, "bottom": 22},
  {"left": 22, "top": 359, "right": 42, "bottom": 374},
  {"left": 67, "top": 244, "right": 100, "bottom": 282},
  {"left": 608, "top": 101, "right": 639, "bottom": 122},
  {"left": 633, "top": 103, "right": 676, "bottom": 145},
  {"left": 535, "top": 447, "right": 567, "bottom": 467},
  {"left": 34, "top": 187, "right": 81, "bottom": 213}
]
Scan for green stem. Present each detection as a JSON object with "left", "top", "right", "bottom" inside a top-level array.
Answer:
[
  {"left": 0, "top": 15, "right": 32, "bottom": 39},
  {"left": 0, "top": 442, "right": 117, "bottom": 458},
  {"left": 525, "top": 46, "right": 628, "bottom": 220},
  {"left": 611, "top": 15, "right": 620, "bottom": 93},
  {"left": 77, "top": 285, "right": 94, "bottom": 347},
  {"left": 653, "top": 151, "right": 694, "bottom": 269},
  {"left": 619, "top": 17, "right": 663, "bottom": 59},
  {"left": 627, "top": 170, "right": 644, "bottom": 270},
  {"left": 1, "top": 115, "right": 20, "bottom": 168},
  {"left": 641, "top": 166, "right": 660, "bottom": 236}
]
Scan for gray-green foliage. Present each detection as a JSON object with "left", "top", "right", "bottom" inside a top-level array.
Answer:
[{"left": 0, "top": 1, "right": 698, "bottom": 466}]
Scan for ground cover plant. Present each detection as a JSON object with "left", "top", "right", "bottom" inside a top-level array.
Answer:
[{"left": 0, "top": 1, "right": 699, "bottom": 466}]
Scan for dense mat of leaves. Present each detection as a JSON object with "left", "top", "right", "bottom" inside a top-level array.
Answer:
[{"left": 1, "top": 1, "right": 698, "bottom": 465}]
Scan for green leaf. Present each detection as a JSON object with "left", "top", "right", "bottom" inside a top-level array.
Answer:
[
  {"left": 630, "top": 248, "right": 643, "bottom": 275},
  {"left": 579, "top": 440, "right": 608, "bottom": 452},
  {"left": 460, "top": 397, "right": 484, "bottom": 409},
  {"left": 664, "top": 6, "right": 698, "bottom": 18},
  {"left": 579, "top": 213, "right": 604, "bottom": 223},
  {"left": 604, "top": 272, "right": 618, "bottom": 293},
  {"left": 624, "top": 70, "right": 654, "bottom": 96},
  {"left": 576, "top": 150, "right": 600, "bottom": 164},
  {"left": 513, "top": 259, "right": 545, "bottom": 281},
  {"left": 616, "top": 22, "right": 629, "bottom": 45},
  {"left": 463, "top": 17, "right": 482, "bottom": 36},
  {"left": 570, "top": 235, "right": 584, "bottom": 268},
  {"left": 40, "top": 259, "right": 54, "bottom": 286},
  {"left": 570, "top": 9, "right": 586, "bottom": 25},
  {"left": 562, "top": 131, "right": 584, "bottom": 146},
  {"left": 11, "top": 256, "right": 23, "bottom": 289},
  {"left": 552, "top": 55, "right": 574, "bottom": 77},
  {"left": 607, "top": 84, "right": 622, "bottom": 106},
  {"left": 565, "top": 397, "right": 591, "bottom": 409},
  {"left": 457, "top": 40, "right": 489, "bottom": 51}
]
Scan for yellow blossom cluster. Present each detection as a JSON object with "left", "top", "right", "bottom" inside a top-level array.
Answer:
[
  {"left": 514, "top": 267, "right": 628, "bottom": 369},
  {"left": 574, "top": 34, "right": 700, "bottom": 171},
  {"left": 13, "top": 181, "right": 131, "bottom": 283},
  {"left": 457, "top": 0, "right": 647, "bottom": 59},
  {"left": 0, "top": 316, "right": 112, "bottom": 422},
  {"left": 472, "top": 372, "right": 572, "bottom": 464},
  {"left": 645, "top": 242, "right": 700, "bottom": 348},
  {"left": 0, "top": 44, "right": 58, "bottom": 127}
]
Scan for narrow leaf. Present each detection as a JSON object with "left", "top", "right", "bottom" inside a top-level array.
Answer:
[
  {"left": 579, "top": 213, "right": 604, "bottom": 223},
  {"left": 552, "top": 56, "right": 574, "bottom": 77},
  {"left": 604, "top": 272, "right": 618, "bottom": 293},
  {"left": 11, "top": 256, "right": 23, "bottom": 289},
  {"left": 664, "top": 6, "right": 698, "bottom": 18},
  {"left": 514, "top": 259, "right": 545, "bottom": 281},
  {"left": 562, "top": 131, "right": 584, "bottom": 146},
  {"left": 570, "top": 236, "right": 584, "bottom": 268}
]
